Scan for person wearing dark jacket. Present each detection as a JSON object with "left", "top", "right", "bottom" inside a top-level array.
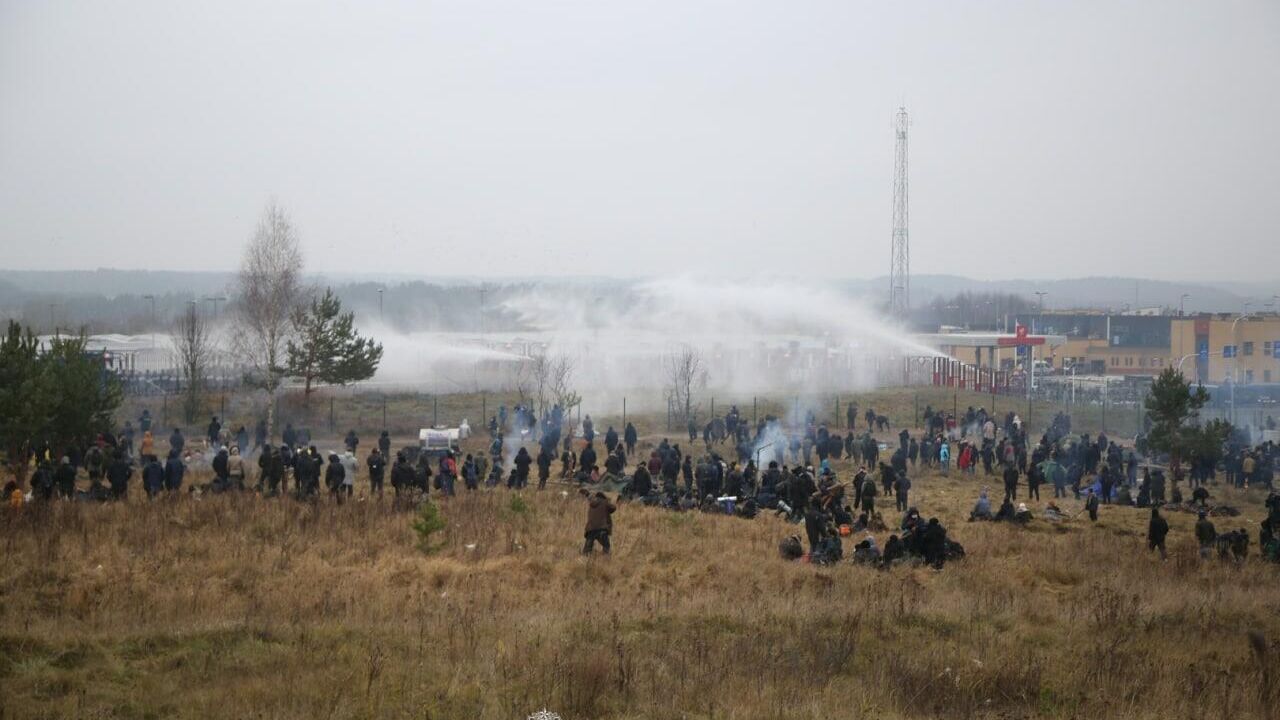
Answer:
[
  {"left": 142, "top": 455, "right": 164, "bottom": 498},
  {"left": 168, "top": 428, "right": 185, "bottom": 455},
  {"left": 536, "top": 447, "right": 552, "bottom": 489},
  {"left": 207, "top": 416, "right": 221, "bottom": 447},
  {"left": 55, "top": 457, "right": 77, "bottom": 499},
  {"left": 860, "top": 473, "right": 878, "bottom": 515},
  {"left": 582, "top": 490, "right": 616, "bottom": 554},
  {"left": 294, "top": 449, "right": 317, "bottom": 497},
  {"left": 894, "top": 473, "right": 911, "bottom": 512},
  {"left": 1195, "top": 512, "right": 1216, "bottom": 559},
  {"left": 579, "top": 444, "right": 597, "bottom": 476},
  {"left": 512, "top": 447, "right": 533, "bottom": 489},
  {"left": 326, "top": 454, "right": 347, "bottom": 502},
  {"left": 367, "top": 449, "right": 387, "bottom": 495},
  {"left": 624, "top": 423, "right": 638, "bottom": 455},
  {"left": 163, "top": 450, "right": 184, "bottom": 492},
  {"left": 1084, "top": 489, "right": 1100, "bottom": 521},
  {"left": 106, "top": 452, "right": 132, "bottom": 500},
  {"left": 1026, "top": 464, "right": 1042, "bottom": 501},
  {"left": 879, "top": 463, "right": 896, "bottom": 498},
  {"left": 212, "top": 448, "right": 230, "bottom": 485},
  {"left": 1003, "top": 464, "right": 1019, "bottom": 502},
  {"left": 1147, "top": 506, "right": 1170, "bottom": 560},
  {"left": 266, "top": 447, "right": 285, "bottom": 495},
  {"left": 390, "top": 453, "right": 415, "bottom": 496},
  {"left": 631, "top": 463, "right": 653, "bottom": 498},
  {"left": 378, "top": 431, "right": 391, "bottom": 459}
]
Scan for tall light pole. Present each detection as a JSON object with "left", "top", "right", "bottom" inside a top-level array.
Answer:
[
  {"left": 377, "top": 288, "right": 384, "bottom": 322},
  {"left": 1179, "top": 293, "right": 1190, "bottom": 316},
  {"left": 1230, "top": 308, "right": 1252, "bottom": 425},
  {"left": 1034, "top": 291, "right": 1048, "bottom": 314}
]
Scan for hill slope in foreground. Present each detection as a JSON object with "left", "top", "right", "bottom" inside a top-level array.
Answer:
[{"left": 1, "top": 435, "right": 1277, "bottom": 719}]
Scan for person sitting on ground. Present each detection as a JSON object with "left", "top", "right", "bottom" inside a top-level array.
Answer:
[
  {"left": 1013, "top": 502, "right": 1033, "bottom": 524},
  {"left": 881, "top": 534, "right": 906, "bottom": 566},
  {"left": 901, "top": 506, "right": 922, "bottom": 531},
  {"left": 778, "top": 535, "right": 804, "bottom": 560},
  {"left": 1042, "top": 502, "right": 1068, "bottom": 521},
  {"left": 993, "top": 497, "right": 1016, "bottom": 522},
  {"left": 852, "top": 535, "right": 881, "bottom": 564},
  {"left": 969, "top": 487, "right": 993, "bottom": 521}
]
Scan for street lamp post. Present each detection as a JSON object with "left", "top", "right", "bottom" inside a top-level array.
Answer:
[
  {"left": 378, "top": 288, "right": 384, "bottom": 322},
  {"left": 1035, "top": 291, "right": 1048, "bottom": 314},
  {"left": 1230, "top": 309, "right": 1252, "bottom": 426}
]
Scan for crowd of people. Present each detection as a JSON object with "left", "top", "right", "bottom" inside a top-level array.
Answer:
[{"left": 5, "top": 399, "right": 1278, "bottom": 566}]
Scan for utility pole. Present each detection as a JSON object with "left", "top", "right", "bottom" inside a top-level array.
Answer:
[
  {"left": 889, "top": 107, "right": 910, "bottom": 318},
  {"left": 378, "top": 288, "right": 384, "bottom": 322},
  {"left": 1035, "top": 291, "right": 1048, "bottom": 314}
]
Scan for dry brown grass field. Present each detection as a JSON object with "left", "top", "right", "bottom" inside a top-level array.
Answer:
[{"left": 2, "top": 388, "right": 1278, "bottom": 719}]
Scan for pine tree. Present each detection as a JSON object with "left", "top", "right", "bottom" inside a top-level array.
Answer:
[
  {"left": 1144, "top": 367, "right": 1229, "bottom": 474},
  {"left": 284, "top": 288, "right": 383, "bottom": 397}
]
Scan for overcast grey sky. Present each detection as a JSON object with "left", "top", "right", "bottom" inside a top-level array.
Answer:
[{"left": 1, "top": 1, "right": 1277, "bottom": 281}]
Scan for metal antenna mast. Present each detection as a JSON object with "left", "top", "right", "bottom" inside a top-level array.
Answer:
[{"left": 889, "top": 106, "right": 910, "bottom": 317}]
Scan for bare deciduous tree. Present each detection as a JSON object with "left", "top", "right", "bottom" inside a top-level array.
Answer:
[
  {"left": 665, "top": 345, "right": 703, "bottom": 422},
  {"left": 233, "top": 201, "right": 305, "bottom": 441},
  {"left": 528, "top": 350, "right": 579, "bottom": 416},
  {"left": 172, "top": 302, "right": 213, "bottom": 424}
]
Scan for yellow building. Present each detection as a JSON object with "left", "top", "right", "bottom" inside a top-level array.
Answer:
[
  {"left": 1171, "top": 315, "right": 1280, "bottom": 385},
  {"left": 928, "top": 313, "right": 1280, "bottom": 383}
]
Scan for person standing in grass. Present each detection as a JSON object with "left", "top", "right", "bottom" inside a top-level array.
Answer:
[
  {"left": 1084, "top": 488, "right": 1099, "bottom": 522},
  {"left": 325, "top": 453, "right": 346, "bottom": 503},
  {"left": 1148, "top": 506, "right": 1170, "bottom": 560},
  {"left": 1003, "top": 462, "right": 1019, "bottom": 503},
  {"left": 581, "top": 489, "right": 616, "bottom": 555},
  {"left": 1195, "top": 511, "right": 1217, "bottom": 559},
  {"left": 367, "top": 448, "right": 387, "bottom": 496}
]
